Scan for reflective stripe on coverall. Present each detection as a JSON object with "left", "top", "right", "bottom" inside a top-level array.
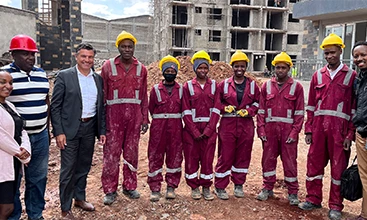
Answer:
[
  {"left": 214, "top": 77, "right": 260, "bottom": 189},
  {"left": 101, "top": 56, "right": 149, "bottom": 193},
  {"left": 182, "top": 78, "right": 221, "bottom": 189},
  {"left": 257, "top": 77, "right": 304, "bottom": 194},
  {"left": 147, "top": 82, "right": 183, "bottom": 192},
  {"left": 304, "top": 64, "right": 356, "bottom": 211}
]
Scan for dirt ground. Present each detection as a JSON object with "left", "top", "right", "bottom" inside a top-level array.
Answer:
[{"left": 15, "top": 130, "right": 360, "bottom": 220}]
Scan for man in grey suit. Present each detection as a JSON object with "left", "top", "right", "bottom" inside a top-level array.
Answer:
[{"left": 51, "top": 43, "right": 106, "bottom": 220}]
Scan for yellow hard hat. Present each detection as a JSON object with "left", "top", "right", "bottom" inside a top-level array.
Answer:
[
  {"left": 272, "top": 52, "right": 293, "bottom": 67},
  {"left": 230, "top": 50, "right": 250, "bottom": 65},
  {"left": 320, "top": 33, "right": 345, "bottom": 49},
  {"left": 159, "top": 55, "right": 180, "bottom": 70},
  {"left": 115, "top": 31, "right": 137, "bottom": 47},
  {"left": 190, "top": 50, "right": 212, "bottom": 64}
]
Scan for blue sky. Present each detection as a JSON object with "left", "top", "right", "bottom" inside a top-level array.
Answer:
[{"left": 0, "top": 0, "right": 151, "bottom": 20}]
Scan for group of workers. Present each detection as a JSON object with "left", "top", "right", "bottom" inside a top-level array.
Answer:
[{"left": 0, "top": 29, "right": 366, "bottom": 220}]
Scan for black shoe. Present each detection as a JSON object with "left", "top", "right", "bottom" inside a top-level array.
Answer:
[{"left": 123, "top": 189, "right": 140, "bottom": 199}]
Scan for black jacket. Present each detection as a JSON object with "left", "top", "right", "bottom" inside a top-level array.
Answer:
[{"left": 353, "top": 70, "right": 367, "bottom": 137}]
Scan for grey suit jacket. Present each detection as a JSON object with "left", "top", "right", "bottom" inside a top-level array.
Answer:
[{"left": 51, "top": 66, "right": 106, "bottom": 140}]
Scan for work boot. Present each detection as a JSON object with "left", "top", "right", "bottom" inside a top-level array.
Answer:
[
  {"left": 123, "top": 189, "right": 140, "bottom": 199},
  {"left": 191, "top": 188, "right": 201, "bottom": 200},
  {"left": 165, "top": 187, "right": 176, "bottom": 199},
  {"left": 298, "top": 201, "right": 322, "bottom": 210},
  {"left": 214, "top": 188, "right": 229, "bottom": 200},
  {"left": 256, "top": 189, "right": 274, "bottom": 201},
  {"left": 150, "top": 191, "right": 161, "bottom": 202},
  {"left": 328, "top": 209, "right": 342, "bottom": 220},
  {"left": 202, "top": 187, "right": 214, "bottom": 201},
  {"left": 288, "top": 194, "right": 300, "bottom": 206},
  {"left": 103, "top": 192, "right": 117, "bottom": 205},
  {"left": 234, "top": 184, "right": 245, "bottom": 198}
]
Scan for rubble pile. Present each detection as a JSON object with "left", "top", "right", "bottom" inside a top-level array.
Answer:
[
  {"left": 94, "top": 58, "right": 106, "bottom": 72},
  {"left": 147, "top": 56, "right": 263, "bottom": 89}
]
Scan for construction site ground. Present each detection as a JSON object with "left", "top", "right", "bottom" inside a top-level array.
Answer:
[{"left": 23, "top": 130, "right": 360, "bottom": 220}]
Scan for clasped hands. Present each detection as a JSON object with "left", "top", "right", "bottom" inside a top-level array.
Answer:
[{"left": 224, "top": 105, "right": 248, "bottom": 117}]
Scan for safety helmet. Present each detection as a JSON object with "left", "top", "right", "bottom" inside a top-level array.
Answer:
[
  {"left": 230, "top": 50, "right": 250, "bottom": 65},
  {"left": 159, "top": 55, "right": 180, "bottom": 70},
  {"left": 271, "top": 52, "right": 293, "bottom": 67},
  {"left": 115, "top": 30, "right": 137, "bottom": 47},
  {"left": 191, "top": 50, "right": 212, "bottom": 64},
  {"left": 320, "top": 33, "right": 345, "bottom": 49},
  {"left": 9, "top": 34, "right": 38, "bottom": 52}
]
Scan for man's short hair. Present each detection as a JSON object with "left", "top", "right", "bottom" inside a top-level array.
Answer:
[{"left": 76, "top": 43, "right": 96, "bottom": 55}]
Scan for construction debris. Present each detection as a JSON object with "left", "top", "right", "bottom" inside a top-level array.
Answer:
[{"left": 147, "top": 56, "right": 263, "bottom": 89}]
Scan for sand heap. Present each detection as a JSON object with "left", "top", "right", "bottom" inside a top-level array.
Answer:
[{"left": 147, "top": 56, "right": 263, "bottom": 89}]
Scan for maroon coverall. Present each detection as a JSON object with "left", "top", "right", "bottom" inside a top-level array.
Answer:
[
  {"left": 214, "top": 76, "right": 260, "bottom": 189},
  {"left": 305, "top": 64, "right": 356, "bottom": 211},
  {"left": 257, "top": 77, "right": 304, "bottom": 195},
  {"left": 147, "top": 81, "right": 183, "bottom": 192},
  {"left": 182, "top": 78, "right": 221, "bottom": 189},
  {"left": 101, "top": 56, "right": 149, "bottom": 193}
]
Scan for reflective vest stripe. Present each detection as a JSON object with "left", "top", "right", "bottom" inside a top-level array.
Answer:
[
  {"left": 106, "top": 98, "right": 141, "bottom": 105},
  {"left": 154, "top": 84, "right": 161, "bottom": 102},
  {"left": 266, "top": 80, "right": 271, "bottom": 94},
  {"left": 211, "top": 79, "right": 216, "bottom": 95},
  {"left": 289, "top": 80, "right": 297, "bottom": 96},
  {"left": 166, "top": 167, "right": 182, "bottom": 173},
  {"left": 136, "top": 62, "right": 142, "bottom": 77},
  {"left": 152, "top": 113, "right": 182, "bottom": 119},
  {"left": 263, "top": 170, "right": 276, "bottom": 177},
  {"left": 224, "top": 78, "right": 229, "bottom": 94},
  {"left": 188, "top": 80, "right": 195, "bottom": 96},
  {"left": 148, "top": 168, "right": 163, "bottom": 177},
  {"left": 284, "top": 177, "right": 298, "bottom": 182},
  {"left": 110, "top": 58, "right": 118, "bottom": 76},
  {"left": 123, "top": 159, "right": 137, "bottom": 172},
  {"left": 231, "top": 166, "right": 248, "bottom": 173},
  {"left": 294, "top": 110, "right": 304, "bottom": 115},
  {"left": 306, "top": 106, "right": 315, "bottom": 111},
  {"left": 343, "top": 68, "right": 353, "bottom": 85},
  {"left": 306, "top": 174, "right": 323, "bottom": 181},
  {"left": 179, "top": 83, "right": 183, "bottom": 99},
  {"left": 182, "top": 110, "right": 192, "bottom": 116},
  {"left": 185, "top": 172, "right": 198, "bottom": 179},
  {"left": 258, "top": 109, "right": 265, "bottom": 114},
  {"left": 211, "top": 107, "right": 221, "bottom": 115},
  {"left": 200, "top": 173, "right": 213, "bottom": 180},
  {"left": 265, "top": 109, "right": 294, "bottom": 124},
  {"left": 331, "top": 178, "right": 341, "bottom": 186},
  {"left": 317, "top": 69, "right": 322, "bottom": 85},
  {"left": 250, "top": 81, "right": 255, "bottom": 95},
  {"left": 215, "top": 170, "right": 231, "bottom": 178},
  {"left": 314, "top": 109, "right": 350, "bottom": 120}
]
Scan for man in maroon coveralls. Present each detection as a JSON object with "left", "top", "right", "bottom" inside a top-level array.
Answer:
[
  {"left": 298, "top": 33, "right": 356, "bottom": 220},
  {"left": 101, "top": 31, "right": 149, "bottom": 204},
  {"left": 147, "top": 55, "right": 183, "bottom": 202},
  {"left": 214, "top": 50, "right": 260, "bottom": 200},
  {"left": 182, "top": 50, "right": 221, "bottom": 201},
  {"left": 256, "top": 52, "right": 304, "bottom": 206}
]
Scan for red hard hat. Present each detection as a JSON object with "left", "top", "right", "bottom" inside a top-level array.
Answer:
[{"left": 9, "top": 34, "right": 38, "bottom": 52}]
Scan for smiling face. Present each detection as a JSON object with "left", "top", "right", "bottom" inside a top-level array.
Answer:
[
  {"left": 323, "top": 45, "right": 342, "bottom": 66},
  {"left": 195, "top": 63, "right": 209, "bottom": 80},
  {"left": 12, "top": 50, "right": 36, "bottom": 73},
  {"left": 232, "top": 61, "right": 247, "bottom": 79},
  {"left": 118, "top": 39, "right": 135, "bottom": 61},
  {"left": 353, "top": 45, "right": 367, "bottom": 71},
  {"left": 75, "top": 48, "right": 95, "bottom": 74},
  {"left": 0, "top": 71, "right": 13, "bottom": 102}
]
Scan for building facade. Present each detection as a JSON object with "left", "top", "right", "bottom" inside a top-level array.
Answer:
[{"left": 153, "top": 0, "right": 304, "bottom": 73}]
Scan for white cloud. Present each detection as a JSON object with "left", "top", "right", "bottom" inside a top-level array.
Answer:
[
  {"left": 0, "top": 0, "right": 14, "bottom": 6},
  {"left": 81, "top": 2, "right": 121, "bottom": 20},
  {"left": 122, "top": 1, "right": 151, "bottom": 17}
]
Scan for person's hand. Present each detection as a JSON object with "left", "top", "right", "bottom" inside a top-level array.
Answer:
[
  {"left": 305, "top": 134, "right": 312, "bottom": 145},
  {"left": 98, "top": 135, "right": 106, "bottom": 145},
  {"left": 56, "top": 134, "right": 67, "bottom": 150},
  {"left": 141, "top": 124, "right": 149, "bottom": 134},
  {"left": 15, "top": 147, "right": 30, "bottom": 161},
  {"left": 343, "top": 138, "right": 352, "bottom": 151},
  {"left": 286, "top": 137, "right": 296, "bottom": 144},
  {"left": 224, "top": 105, "right": 236, "bottom": 113},
  {"left": 260, "top": 136, "right": 267, "bottom": 142},
  {"left": 236, "top": 109, "right": 249, "bottom": 117}
]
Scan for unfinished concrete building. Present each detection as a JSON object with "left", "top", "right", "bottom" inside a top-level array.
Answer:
[
  {"left": 82, "top": 14, "right": 155, "bottom": 65},
  {"left": 153, "top": 0, "right": 304, "bottom": 73}
]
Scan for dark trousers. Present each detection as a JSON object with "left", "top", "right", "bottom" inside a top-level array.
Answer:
[{"left": 59, "top": 118, "right": 96, "bottom": 211}]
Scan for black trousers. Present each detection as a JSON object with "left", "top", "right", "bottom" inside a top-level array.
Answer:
[{"left": 59, "top": 118, "right": 97, "bottom": 211}]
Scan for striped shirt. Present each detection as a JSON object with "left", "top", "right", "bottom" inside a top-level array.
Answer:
[{"left": 2, "top": 63, "right": 49, "bottom": 134}]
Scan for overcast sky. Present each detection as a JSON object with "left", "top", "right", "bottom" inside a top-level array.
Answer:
[{"left": 0, "top": 0, "right": 151, "bottom": 20}]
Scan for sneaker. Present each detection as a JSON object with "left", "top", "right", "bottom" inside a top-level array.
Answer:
[
  {"left": 103, "top": 192, "right": 117, "bottom": 205},
  {"left": 166, "top": 187, "right": 176, "bottom": 199},
  {"left": 328, "top": 209, "right": 342, "bottom": 220},
  {"left": 191, "top": 188, "right": 201, "bottom": 200},
  {"left": 202, "top": 187, "right": 214, "bottom": 201},
  {"left": 234, "top": 185, "right": 245, "bottom": 198},
  {"left": 122, "top": 189, "right": 140, "bottom": 199},
  {"left": 288, "top": 194, "right": 300, "bottom": 206},
  {"left": 298, "top": 201, "right": 322, "bottom": 210},
  {"left": 256, "top": 189, "right": 274, "bottom": 201},
  {"left": 150, "top": 191, "right": 161, "bottom": 202},
  {"left": 214, "top": 188, "right": 229, "bottom": 200}
]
